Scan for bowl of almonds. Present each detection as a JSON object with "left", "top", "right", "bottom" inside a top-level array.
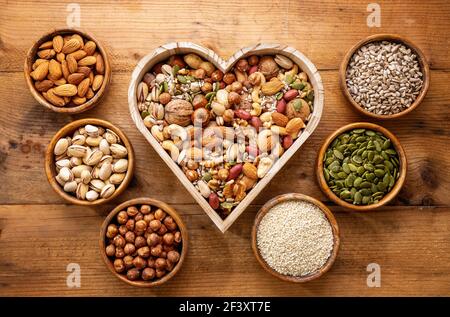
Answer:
[
  {"left": 45, "top": 118, "right": 134, "bottom": 205},
  {"left": 25, "top": 28, "right": 111, "bottom": 113}
]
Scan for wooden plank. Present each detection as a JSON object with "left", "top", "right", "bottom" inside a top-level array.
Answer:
[
  {"left": 1, "top": 0, "right": 450, "bottom": 72},
  {"left": 0, "top": 204, "right": 449, "bottom": 296},
  {"left": 0, "top": 70, "right": 449, "bottom": 206}
]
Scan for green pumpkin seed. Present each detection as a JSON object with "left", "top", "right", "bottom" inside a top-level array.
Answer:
[
  {"left": 353, "top": 129, "right": 365, "bottom": 134},
  {"left": 342, "top": 163, "right": 350, "bottom": 174},
  {"left": 382, "top": 140, "right": 391, "bottom": 150},
  {"left": 354, "top": 192, "right": 362, "bottom": 204},
  {"left": 374, "top": 169, "right": 385, "bottom": 177},
  {"left": 324, "top": 168, "right": 330, "bottom": 182},
  {"left": 177, "top": 75, "right": 188, "bottom": 84},
  {"left": 362, "top": 196, "right": 371, "bottom": 204},
  {"left": 357, "top": 166, "right": 365, "bottom": 175},
  {"left": 333, "top": 149, "right": 344, "bottom": 160}
]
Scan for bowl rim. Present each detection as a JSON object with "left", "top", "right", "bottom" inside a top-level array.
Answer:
[
  {"left": 251, "top": 193, "right": 340, "bottom": 283},
  {"left": 339, "top": 33, "right": 430, "bottom": 119},
  {"left": 316, "top": 122, "right": 407, "bottom": 211},
  {"left": 44, "top": 118, "right": 134, "bottom": 206},
  {"left": 24, "top": 27, "right": 111, "bottom": 114},
  {"left": 99, "top": 197, "right": 188, "bottom": 287}
]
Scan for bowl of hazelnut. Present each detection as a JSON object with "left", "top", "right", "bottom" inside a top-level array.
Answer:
[{"left": 99, "top": 197, "right": 188, "bottom": 287}]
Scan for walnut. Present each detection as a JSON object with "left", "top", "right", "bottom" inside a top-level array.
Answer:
[
  {"left": 258, "top": 56, "right": 279, "bottom": 80},
  {"left": 164, "top": 99, "right": 194, "bottom": 126},
  {"left": 286, "top": 98, "right": 311, "bottom": 121}
]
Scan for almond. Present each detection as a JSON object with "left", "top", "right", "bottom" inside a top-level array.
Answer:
[
  {"left": 71, "top": 34, "right": 84, "bottom": 48},
  {"left": 53, "top": 84, "right": 78, "bottom": 97},
  {"left": 62, "top": 39, "right": 81, "bottom": 54},
  {"left": 95, "top": 54, "right": 105, "bottom": 75},
  {"left": 67, "top": 73, "right": 85, "bottom": 85},
  {"left": 37, "top": 49, "right": 56, "bottom": 59},
  {"left": 77, "top": 66, "right": 91, "bottom": 77},
  {"left": 78, "top": 56, "right": 97, "bottom": 67},
  {"left": 43, "top": 89, "right": 65, "bottom": 107},
  {"left": 56, "top": 52, "right": 65, "bottom": 63},
  {"left": 39, "top": 41, "right": 53, "bottom": 50},
  {"left": 67, "top": 54, "right": 78, "bottom": 73},
  {"left": 285, "top": 118, "right": 305, "bottom": 138},
  {"left": 69, "top": 50, "right": 87, "bottom": 61},
  {"left": 32, "top": 59, "right": 47, "bottom": 70},
  {"left": 34, "top": 80, "right": 54, "bottom": 92},
  {"left": 242, "top": 162, "right": 258, "bottom": 180},
  {"left": 85, "top": 87, "right": 95, "bottom": 99},
  {"left": 61, "top": 60, "right": 70, "bottom": 80},
  {"left": 52, "top": 77, "right": 67, "bottom": 86},
  {"left": 52, "top": 35, "right": 64, "bottom": 53},
  {"left": 241, "top": 175, "right": 257, "bottom": 191},
  {"left": 89, "top": 71, "right": 94, "bottom": 85},
  {"left": 48, "top": 59, "right": 62, "bottom": 80},
  {"left": 271, "top": 112, "right": 289, "bottom": 127},
  {"left": 83, "top": 41, "right": 96, "bottom": 55},
  {"left": 72, "top": 96, "right": 86, "bottom": 105},
  {"left": 261, "top": 77, "right": 284, "bottom": 95},
  {"left": 92, "top": 74, "right": 104, "bottom": 91},
  {"left": 77, "top": 78, "right": 90, "bottom": 97},
  {"left": 30, "top": 61, "right": 49, "bottom": 81}
]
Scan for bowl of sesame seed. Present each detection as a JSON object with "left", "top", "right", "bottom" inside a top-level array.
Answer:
[
  {"left": 340, "top": 34, "right": 429, "bottom": 119},
  {"left": 251, "top": 193, "right": 340, "bottom": 283}
]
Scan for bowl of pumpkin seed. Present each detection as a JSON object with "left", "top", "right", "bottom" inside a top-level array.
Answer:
[{"left": 316, "top": 122, "right": 406, "bottom": 211}]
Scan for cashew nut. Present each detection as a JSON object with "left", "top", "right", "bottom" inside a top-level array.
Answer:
[
  {"left": 257, "top": 156, "right": 274, "bottom": 178},
  {"left": 162, "top": 140, "right": 179, "bottom": 161},
  {"left": 151, "top": 125, "right": 164, "bottom": 142},
  {"left": 250, "top": 102, "right": 262, "bottom": 116},
  {"left": 167, "top": 124, "right": 188, "bottom": 141},
  {"left": 257, "top": 129, "right": 274, "bottom": 153}
]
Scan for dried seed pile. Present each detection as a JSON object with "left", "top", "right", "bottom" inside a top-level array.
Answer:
[
  {"left": 257, "top": 200, "right": 334, "bottom": 277},
  {"left": 346, "top": 41, "right": 423, "bottom": 115}
]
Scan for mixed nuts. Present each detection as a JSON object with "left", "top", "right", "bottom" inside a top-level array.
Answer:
[
  {"left": 53, "top": 124, "right": 129, "bottom": 202},
  {"left": 104, "top": 204, "right": 183, "bottom": 282},
  {"left": 322, "top": 128, "right": 400, "bottom": 205},
  {"left": 30, "top": 33, "right": 105, "bottom": 107},
  {"left": 137, "top": 53, "right": 314, "bottom": 217}
]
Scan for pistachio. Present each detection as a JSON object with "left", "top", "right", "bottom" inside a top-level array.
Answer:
[
  {"left": 54, "top": 138, "right": 69, "bottom": 156},
  {"left": 110, "top": 144, "right": 128, "bottom": 158},
  {"left": 110, "top": 173, "right": 126, "bottom": 185},
  {"left": 100, "top": 183, "right": 115, "bottom": 199},
  {"left": 99, "top": 162, "right": 113, "bottom": 181},
  {"left": 104, "top": 130, "right": 119, "bottom": 144},
  {"left": 83, "top": 149, "right": 103, "bottom": 166},
  {"left": 81, "top": 169, "right": 92, "bottom": 184},
  {"left": 76, "top": 183, "right": 89, "bottom": 200},
  {"left": 99, "top": 139, "right": 110, "bottom": 155},
  {"left": 84, "top": 124, "right": 99, "bottom": 137},
  {"left": 86, "top": 136, "right": 102, "bottom": 147},
  {"left": 67, "top": 145, "right": 88, "bottom": 157},
  {"left": 274, "top": 54, "right": 294, "bottom": 69},
  {"left": 64, "top": 180, "right": 78, "bottom": 192},
  {"left": 72, "top": 134, "right": 86, "bottom": 145},
  {"left": 197, "top": 180, "right": 211, "bottom": 198},
  {"left": 90, "top": 179, "right": 106, "bottom": 192},
  {"left": 113, "top": 159, "right": 128, "bottom": 173},
  {"left": 85, "top": 190, "right": 99, "bottom": 201},
  {"left": 70, "top": 157, "right": 82, "bottom": 167},
  {"left": 59, "top": 167, "right": 74, "bottom": 182},
  {"left": 56, "top": 159, "right": 71, "bottom": 169},
  {"left": 71, "top": 165, "right": 92, "bottom": 178}
]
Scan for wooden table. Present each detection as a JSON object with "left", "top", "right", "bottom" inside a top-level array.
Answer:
[{"left": 1, "top": 0, "right": 449, "bottom": 296}]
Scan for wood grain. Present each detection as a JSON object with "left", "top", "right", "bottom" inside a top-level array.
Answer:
[{"left": 0, "top": 0, "right": 449, "bottom": 296}]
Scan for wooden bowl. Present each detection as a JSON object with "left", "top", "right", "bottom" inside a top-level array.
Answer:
[
  {"left": 45, "top": 118, "right": 134, "bottom": 205},
  {"left": 99, "top": 197, "right": 188, "bottom": 287},
  {"left": 339, "top": 34, "right": 429, "bottom": 119},
  {"left": 251, "top": 193, "right": 340, "bottom": 283},
  {"left": 316, "top": 122, "right": 407, "bottom": 211},
  {"left": 24, "top": 28, "right": 111, "bottom": 114}
]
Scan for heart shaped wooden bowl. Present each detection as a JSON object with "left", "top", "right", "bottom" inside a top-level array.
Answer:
[
  {"left": 99, "top": 197, "right": 188, "bottom": 287},
  {"left": 339, "top": 34, "right": 429, "bottom": 119},
  {"left": 45, "top": 118, "right": 134, "bottom": 205},
  {"left": 316, "top": 122, "right": 407, "bottom": 211},
  {"left": 24, "top": 28, "right": 111, "bottom": 114},
  {"left": 252, "top": 193, "right": 340, "bottom": 283},
  {"left": 128, "top": 42, "right": 324, "bottom": 232}
]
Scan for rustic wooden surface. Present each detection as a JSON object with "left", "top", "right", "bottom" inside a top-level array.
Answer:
[{"left": 0, "top": 0, "right": 449, "bottom": 296}]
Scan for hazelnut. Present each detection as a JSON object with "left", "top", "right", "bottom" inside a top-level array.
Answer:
[
  {"left": 113, "top": 259, "right": 125, "bottom": 273},
  {"left": 230, "top": 81, "right": 243, "bottom": 93},
  {"left": 258, "top": 56, "right": 279, "bottom": 79},
  {"left": 127, "top": 268, "right": 140, "bottom": 281},
  {"left": 127, "top": 206, "right": 139, "bottom": 217},
  {"left": 192, "top": 68, "right": 206, "bottom": 79},
  {"left": 166, "top": 260, "right": 175, "bottom": 272},
  {"left": 135, "top": 212, "right": 144, "bottom": 222},
  {"left": 185, "top": 169, "right": 198, "bottom": 182},
  {"left": 248, "top": 55, "right": 259, "bottom": 66},
  {"left": 117, "top": 211, "right": 128, "bottom": 224},
  {"left": 124, "top": 243, "right": 136, "bottom": 255},
  {"left": 156, "top": 269, "right": 166, "bottom": 279},
  {"left": 152, "top": 62, "right": 164, "bottom": 74},
  {"left": 135, "top": 220, "right": 147, "bottom": 232},
  {"left": 201, "top": 82, "right": 213, "bottom": 93},
  {"left": 218, "top": 168, "right": 229, "bottom": 181},
  {"left": 154, "top": 209, "right": 166, "bottom": 220},
  {"left": 149, "top": 219, "right": 162, "bottom": 232},
  {"left": 124, "top": 231, "right": 135, "bottom": 243},
  {"left": 228, "top": 91, "right": 241, "bottom": 105},
  {"left": 193, "top": 94, "right": 208, "bottom": 109},
  {"left": 223, "top": 109, "right": 235, "bottom": 124},
  {"left": 137, "top": 246, "right": 151, "bottom": 258},
  {"left": 167, "top": 250, "right": 181, "bottom": 263},
  {"left": 135, "top": 236, "right": 147, "bottom": 248},
  {"left": 140, "top": 204, "right": 151, "bottom": 215},
  {"left": 191, "top": 108, "right": 210, "bottom": 127},
  {"left": 155, "top": 258, "right": 167, "bottom": 270},
  {"left": 163, "top": 216, "right": 178, "bottom": 231},
  {"left": 223, "top": 73, "right": 236, "bottom": 85},
  {"left": 147, "top": 258, "right": 156, "bottom": 268},
  {"left": 151, "top": 244, "right": 163, "bottom": 257},
  {"left": 236, "top": 59, "right": 249, "bottom": 72},
  {"left": 125, "top": 219, "right": 135, "bottom": 231},
  {"left": 211, "top": 70, "right": 224, "bottom": 82},
  {"left": 163, "top": 244, "right": 175, "bottom": 252},
  {"left": 105, "top": 244, "right": 116, "bottom": 257},
  {"left": 174, "top": 231, "right": 182, "bottom": 244},
  {"left": 133, "top": 256, "right": 147, "bottom": 270},
  {"left": 187, "top": 160, "right": 199, "bottom": 170},
  {"left": 159, "top": 92, "right": 171, "bottom": 105},
  {"left": 134, "top": 229, "right": 145, "bottom": 237},
  {"left": 163, "top": 233, "right": 175, "bottom": 245},
  {"left": 123, "top": 255, "right": 134, "bottom": 269},
  {"left": 106, "top": 224, "right": 118, "bottom": 239},
  {"left": 147, "top": 232, "right": 161, "bottom": 246},
  {"left": 118, "top": 225, "right": 128, "bottom": 236},
  {"left": 157, "top": 224, "right": 168, "bottom": 236},
  {"left": 115, "top": 247, "right": 125, "bottom": 258},
  {"left": 142, "top": 267, "right": 156, "bottom": 281},
  {"left": 143, "top": 214, "right": 155, "bottom": 224},
  {"left": 168, "top": 55, "right": 186, "bottom": 68},
  {"left": 113, "top": 235, "right": 126, "bottom": 248},
  {"left": 161, "top": 251, "right": 167, "bottom": 259}
]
